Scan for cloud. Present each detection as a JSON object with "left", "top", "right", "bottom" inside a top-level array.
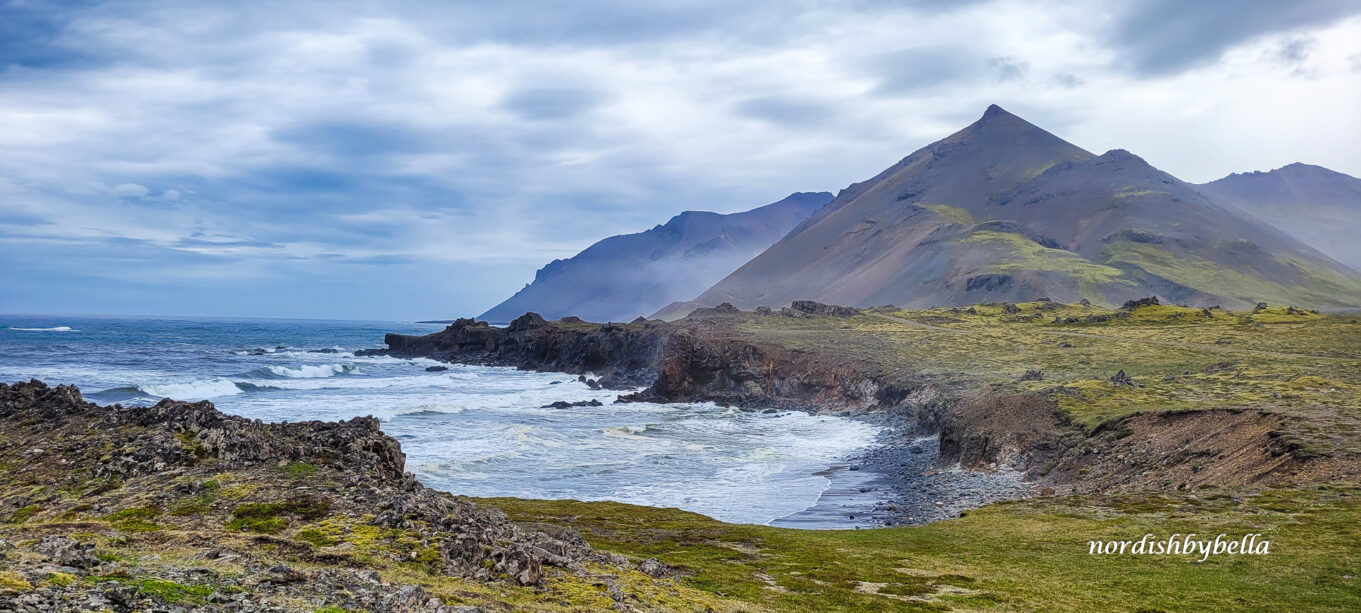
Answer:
[
  {"left": 987, "top": 56, "right": 1028, "bottom": 82},
  {"left": 0, "top": 212, "right": 53, "bottom": 226},
  {"left": 735, "top": 96, "right": 834, "bottom": 126},
  {"left": 174, "top": 237, "right": 282, "bottom": 249},
  {"left": 1051, "top": 72, "right": 1084, "bottom": 88},
  {"left": 1, "top": 0, "right": 1359, "bottom": 318},
  {"left": 1109, "top": 0, "right": 1361, "bottom": 75},
  {"left": 109, "top": 183, "right": 149, "bottom": 198},
  {"left": 868, "top": 46, "right": 981, "bottom": 93},
  {"left": 500, "top": 85, "right": 608, "bottom": 121}
]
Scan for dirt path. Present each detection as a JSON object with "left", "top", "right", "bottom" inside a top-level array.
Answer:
[{"left": 868, "top": 313, "right": 1350, "bottom": 362}]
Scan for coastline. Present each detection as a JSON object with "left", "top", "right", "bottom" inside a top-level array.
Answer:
[{"left": 774, "top": 409, "right": 1034, "bottom": 529}]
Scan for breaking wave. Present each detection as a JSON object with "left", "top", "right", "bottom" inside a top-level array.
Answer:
[
  {"left": 9, "top": 326, "right": 78, "bottom": 332},
  {"left": 261, "top": 363, "right": 359, "bottom": 378},
  {"left": 134, "top": 377, "right": 244, "bottom": 399}
]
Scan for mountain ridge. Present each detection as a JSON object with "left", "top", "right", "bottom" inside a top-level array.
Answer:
[
  {"left": 478, "top": 191, "right": 832, "bottom": 323},
  {"left": 1196, "top": 163, "right": 1361, "bottom": 270},
  {"left": 670, "top": 106, "right": 1361, "bottom": 316}
]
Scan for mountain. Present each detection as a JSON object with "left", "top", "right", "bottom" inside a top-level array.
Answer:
[
  {"left": 670, "top": 105, "right": 1361, "bottom": 315},
  {"left": 479, "top": 192, "right": 833, "bottom": 323},
  {"left": 1197, "top": 163, "right": 1361, "bottom": 270}
]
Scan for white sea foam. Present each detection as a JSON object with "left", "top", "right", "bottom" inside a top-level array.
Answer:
[
  {"left": 264, "top": 363, "right": 358, "bottom": 378},
  {"left": 9, "top": 326, "right": 78, "bottom": 332},
  {"left": 137, "top": 377, "right": 243, "bottom": 399}
]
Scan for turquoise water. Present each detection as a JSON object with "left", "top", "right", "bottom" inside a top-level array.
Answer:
[{"left": 0, "top": 315, "right": 882, "bottom": 525}]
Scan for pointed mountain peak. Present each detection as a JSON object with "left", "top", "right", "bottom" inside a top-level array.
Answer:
[
  {"left": 938, "top": 104, "right": 1090, "bottom": 159},
  {"left": 981, "top": 103, "right": 1013, "bottom": 120}
]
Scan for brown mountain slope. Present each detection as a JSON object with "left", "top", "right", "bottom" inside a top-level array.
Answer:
[
  {"left": 677, "top": 106, "right": 1361, "bottom": 314},
  {"left": 1197, "top": 163, "right": 1361, "bottom": 270}
]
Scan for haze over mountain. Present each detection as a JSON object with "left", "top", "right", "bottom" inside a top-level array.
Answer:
[
  {"left": 479, "top": 192, "right": 831, "bottom": 323},
  {"left": 1197, "top": 164, "right": 1361, "bottom": 270},
  {"left": 663, "top": 105, "right": 1361, "bottom": 316}
]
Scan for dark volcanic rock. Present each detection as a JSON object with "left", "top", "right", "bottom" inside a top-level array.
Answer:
[
  {"left": 541, "top": 399, "right": 604, "bottom": 409},
  {"left": 383, "top": 317, "right": 666, "bottom": 389},
  {"left": 781, "top": 300, "right": 861, "bottom": 318},
  {"left": 1121, "top": 296, "right": 1160, "bottom": 310},
  {"left": 0, "top": 380, "right": 624, "bottom": 589}
]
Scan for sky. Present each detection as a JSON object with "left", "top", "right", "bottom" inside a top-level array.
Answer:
[{"left": 2, "top": 0, "right": 1360, "bottom": 320}]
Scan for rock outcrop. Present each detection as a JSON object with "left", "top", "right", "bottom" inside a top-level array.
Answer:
[
  {"left": 379, "top": 316, "right": 666, "bottom": 389},
  {"left": 0, "top": 381, "right": 619, "bottom": 591}
]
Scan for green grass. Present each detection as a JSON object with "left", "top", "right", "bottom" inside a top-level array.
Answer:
[
  {"left": 105, "top": 505, "right": 163, "bottom": 532},
  {"left": 959, "top": 230, "right": 1135, "bottom": 299},
  {"left": 226, "top": 497, "right": 331, "bottom": 534},
  {"left": 280, "top": 461, "right": 317, "bottom": 479},
  {"left": 130, "top": 578, "right": 214, "bottom": 604},
  {"left": 920, "top": 203, "right": 974, "bottom": 225},
  {"left": 738, "top": 302, "right": 1361, "bottom": 448},
  {"left": 5, "top": 504, "right": 39, "bottom": 524},
  {"left": 1102, "top": 240, "right": 1361, "bottom": 309},
  {"left": 482, "top": 486, "right": 1361, "bottom": 612}
]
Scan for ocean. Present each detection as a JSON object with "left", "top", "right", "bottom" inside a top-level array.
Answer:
[{"left": 0, "top": 315, "right": 885, "bottom": 527}]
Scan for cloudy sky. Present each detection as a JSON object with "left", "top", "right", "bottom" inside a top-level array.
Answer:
[{"left": 2, "top": 0, "right": 1359, "bottom": 320}]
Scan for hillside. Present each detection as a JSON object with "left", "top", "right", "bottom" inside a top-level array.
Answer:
[
  {"left": 1198, "top": 163, "right": 1361, "bottom": 269},
  {"left": 479, "top": 192, "right": 831, "bottom": 323},
  {"left": 675, "top": 106, "right": 1361, "bottom": 315}
]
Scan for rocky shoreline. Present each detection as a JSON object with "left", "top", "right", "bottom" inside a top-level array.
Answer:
[
  {"left": 368, "top": 304, "right": 1351, "bottom": 529},
  {"left": 0, "top": 380, "right": 674, "bottom": 612},
  {"left": 371, "top": 307, "right": 1047, "bottom": 528}
]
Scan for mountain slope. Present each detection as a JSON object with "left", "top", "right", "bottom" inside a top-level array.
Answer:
[
  {"left": 681, "top": 106, "right": 1361, "bottom": 313},
  {"left": 479, "top": 192, "right": 832, "bottom": 323},
  {"left": 1197, "top": 163, "right": 1361, "bottom": 269}
]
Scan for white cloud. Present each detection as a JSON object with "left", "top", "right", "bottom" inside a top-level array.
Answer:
[
  {"left": 1, "top": 0, "right": 1359, "bottom": 317},
  {"left": 109, "top": 183, "right": 149, "bottom": 198}
]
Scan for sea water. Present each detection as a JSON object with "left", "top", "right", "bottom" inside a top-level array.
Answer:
[{"left": 0, "top": 315, "right": 882, "bottom": 526}]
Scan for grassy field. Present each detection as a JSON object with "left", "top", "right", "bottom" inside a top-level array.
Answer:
[
  {"left": 482, "top": 485, "right": 1361, "bottom": 612},
  {"left": 734, "top": 302, "right": 1361, "bottom": 452}
]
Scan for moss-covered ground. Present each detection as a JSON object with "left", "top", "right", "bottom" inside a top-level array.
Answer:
[
  {"left": 482, "top": 485, "right": 1361, "bottom": 612},
  {"left": 735, "top": 302, "right": 1360, "bottom": 451}
]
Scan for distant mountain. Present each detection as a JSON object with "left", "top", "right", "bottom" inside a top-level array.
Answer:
[
  {"left": 669, "top": 105, "right": 1361, "bottom": 315},
  {"left": 1197, "top": 163, "right": 1361, "bottom": 270},
  {"left": 479, "top": 192, "right": 832, "bottom": 323}
]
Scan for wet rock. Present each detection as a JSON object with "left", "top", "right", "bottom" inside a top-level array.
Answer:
[
  {"left": 540, "top": 399, "right": 603, "bottom": 409},
  {"left": 425, "top": 365, "right": 449, "bottom": 372}
]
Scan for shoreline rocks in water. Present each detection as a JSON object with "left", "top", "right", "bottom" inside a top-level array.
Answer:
[{"left": 540, "top": 399, "right": 605, "bottom": 409}]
